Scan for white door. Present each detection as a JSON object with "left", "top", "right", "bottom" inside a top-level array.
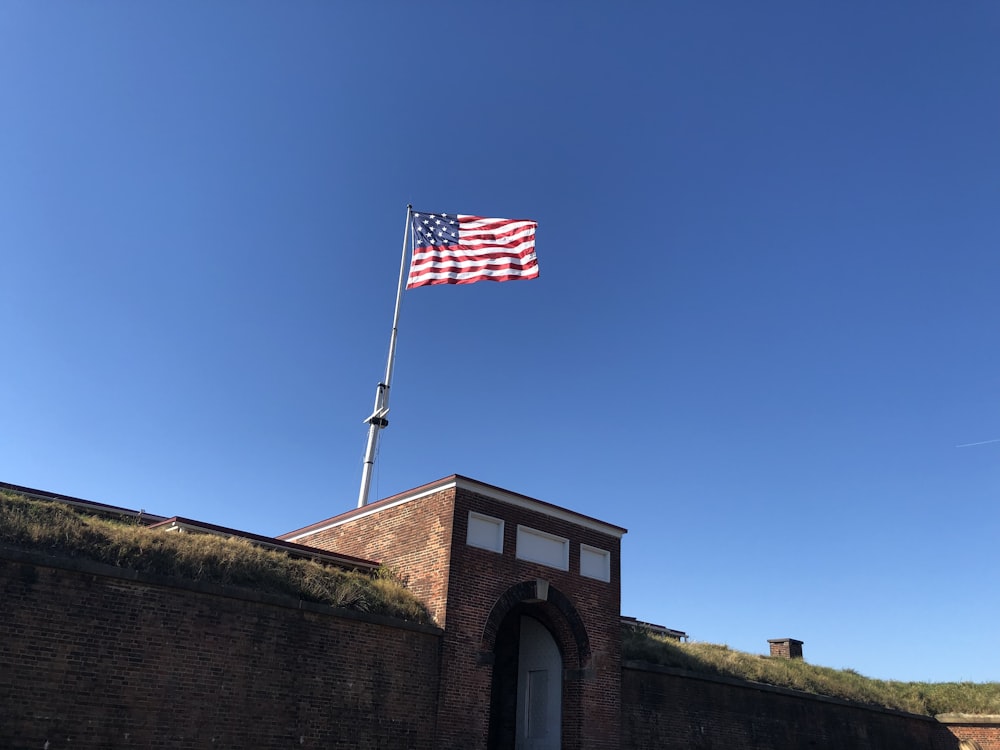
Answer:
[{"left": 515, "top": 616, "right": 562, "bottom": 750}]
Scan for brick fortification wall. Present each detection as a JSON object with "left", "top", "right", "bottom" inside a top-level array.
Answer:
[
  {"left": 6, "top": 483, "right": 999, "bottom": 750},
  {"left": 621, "top": 662, "right": 967, "bottom": 750},
  {"left": 445, "top": 486, "right": 623, "bottom": 750},
  {"left": 937, "top": 716, "right": 1000, "bottom": 750},
  {"left": 0, "top": 547, "right": 441, "bottom": 750},
  {"left": 286, "top": 479, "right": 625, "bottom": 750}
]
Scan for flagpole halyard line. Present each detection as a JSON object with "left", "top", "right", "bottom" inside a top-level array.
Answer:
[{"left": 357, "top": 204, "right": 412, "bottom": 509}]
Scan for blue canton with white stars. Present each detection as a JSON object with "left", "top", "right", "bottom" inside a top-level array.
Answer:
[{"left": 412, "top": 212, "right": 460, "bottom": 247}]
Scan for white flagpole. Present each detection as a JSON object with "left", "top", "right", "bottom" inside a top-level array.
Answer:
[{"left": 357, "top": 205, "right": 413, "bottom": 508}]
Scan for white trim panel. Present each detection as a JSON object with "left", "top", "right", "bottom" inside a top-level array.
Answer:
[
  {"left": 580, "top": 544, "right": 611, "bottom": 582},
  {"left": 516, "top": 525, "right": 569, "bottom": 571},
  {"left": 467, "top": 511, "right": 505, "bottom": 553}
]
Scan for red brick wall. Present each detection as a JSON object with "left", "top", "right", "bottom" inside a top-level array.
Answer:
[
  {"left": 938, "top": 718, "right": 1000, "bottom": 750},
  {"left": 296, "top": 481, "right": 625, "bottom": 750},
  {"left": 622, "top": 662, "right": 967, "bottom": 750},
  {"left": 441, "top": 486, "right": 623, "bottom": 750},
  {"left": 290, "top": 489, "right": 455, "bottom": 625},
  {"left": 11, "top": 483, "right": 994, "bottom": 750},
  {"left": 0, "top": 547, "right": 441, "bottom": 750}
]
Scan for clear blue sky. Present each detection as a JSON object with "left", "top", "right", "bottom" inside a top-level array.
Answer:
[{"left": 2, "top": 2, "right": 998, "bottom": 684}]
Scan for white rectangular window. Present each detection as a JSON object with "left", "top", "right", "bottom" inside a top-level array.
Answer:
[
  {"left": 580, "top": 544, "right": 611, "bottom": 582},
  {"left": 516, "top": 526, "right": 569, "bottom": 571},
  {"left": 467, "top": 511, "right": 504, "bottom": 553}
]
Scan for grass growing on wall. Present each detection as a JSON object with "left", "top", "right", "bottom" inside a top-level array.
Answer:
[
  {"left": 0, "top": 490, "right": 431, "bottom": 624},
  {"left": 623, "top": 627, "right": 1000, "bottom": 716}
]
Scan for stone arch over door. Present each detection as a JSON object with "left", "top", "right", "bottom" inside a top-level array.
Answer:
[{"left": 482, "top": 580, "right": 591, "bottom": 750}]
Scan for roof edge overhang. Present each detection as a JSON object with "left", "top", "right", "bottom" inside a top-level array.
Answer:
[
  {"left": 280, "top": 474, "right": 627, "bottom": 543},
  {"left": 0, "top": 480, "right": 168, "bottom": 525}
]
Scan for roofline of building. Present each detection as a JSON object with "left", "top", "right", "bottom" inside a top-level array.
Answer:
[
  {"left": 1, "top": 480, "right": 379, "bottom": 571},
  {"left": 148, "top": 516, "right": 379, "bottom": 571},
  {"left": 279, "top": 474, "right": 628, "bottom": 543},
  {"left": 621, "top": 616, "right": 688, "bottom": 641},
  {"left": 0, "top": 481, "right": 168, "bottom": 525}
]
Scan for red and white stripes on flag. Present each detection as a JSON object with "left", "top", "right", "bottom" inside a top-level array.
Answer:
[{"left": 406, "top": 211, "right": 539, "bottom": 289}]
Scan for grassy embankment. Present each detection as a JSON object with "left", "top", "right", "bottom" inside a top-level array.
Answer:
[
  {"left": 623, "top": 626, "right": 1000, "bottom": 717},
  {"left": 0, "top": 489, "right": 430, "bottom": 624}
]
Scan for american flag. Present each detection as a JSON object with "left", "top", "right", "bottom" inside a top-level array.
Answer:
[{"left": 406, "top": 211, "right": 539, "bottom": 289}]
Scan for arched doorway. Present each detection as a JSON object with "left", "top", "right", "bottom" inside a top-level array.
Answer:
[
  {"left": 488, "top": 607, "right": 562, "bottom": 750},
  {"left": 484, "top": 582, "right": 590, "bottom": 750},
  {"left": 516, "top": 615, "right": 562, "bottom": 749}
]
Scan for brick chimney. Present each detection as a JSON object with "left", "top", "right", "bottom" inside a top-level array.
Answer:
[{"left": 768, "top": 638, "right": 804, "bottom": 660}]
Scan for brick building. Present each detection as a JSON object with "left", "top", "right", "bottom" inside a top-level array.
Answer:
[{"left": 280, "top": 474, "right": 626, "bottom": 750}]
